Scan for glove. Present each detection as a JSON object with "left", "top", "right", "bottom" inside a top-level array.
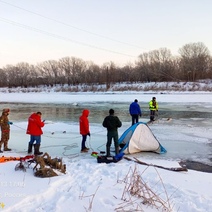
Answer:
[
  {"left": 8, "top": 121, "right": 13, "bottom": 125},
  {"left": 139, "top": 114, "right": 142, "bottom": 117},
  {"left": 87, "top": 132, "right": 91, "bottom": 136},
  {"left": 43, "top": 120, "right": 45, "bottom": 123}
]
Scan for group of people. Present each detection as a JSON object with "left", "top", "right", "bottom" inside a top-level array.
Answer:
[
  {"left": 0, "top": 97, "right": 158, "bottom": 157},
  {"left": 0, "top": 109, "right": 45, "bottom": 155},
  {"left": 129, "top": 97, "right": 159, "bottom": 125},
  {"left": 80, "top": 97, "right": 159, "bottom": 156}
]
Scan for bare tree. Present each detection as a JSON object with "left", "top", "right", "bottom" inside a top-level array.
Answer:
[
  {"left": 83, "top": 62, "right": 101, "bottom": 84},
  {"left": 37, "top": 60, "right": 60, "bottom": 86},
  {"left": 59, "top": 57, "right": 87, "bottom": 85},
  {"left": 137, "top": 48, "right": 176, "bottom": 82},
  {"left": 58, "top": 57, "right": 73, "bottom": 85},
  {"left": 178, "top": 42, "right": 210, "bottom": 81},
  {"left": 137, "top": 52, "right": 153, "bottom": 82},
  {"left": 3, "top": 65, "right": 18, "bottom": 87},
  {"left": 0, "top": 68, "right": 8, "bottom": 87}
]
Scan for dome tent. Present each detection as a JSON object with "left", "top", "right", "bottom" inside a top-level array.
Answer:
[{"left": 118, "top": 122, "right": 167, "bottom": 154}]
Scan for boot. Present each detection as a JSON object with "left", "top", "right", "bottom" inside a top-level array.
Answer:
[
  {"left": 34, "top": 144, "right": 43, "bottom": 155},
  {"left": 0, "top": 143, "right": 3, "bottom": 153},
  {"left": 4, "top": 141, "right": 11, "bottom": 151},
  {"left": 106, "top": 146, "right": 111, "bottom": 157},
  {"left": 28, "top": 143, "right": 33, "bottom": 154},
  {"left": 115, "top": 146, "right": 119, "bottom": 155}
]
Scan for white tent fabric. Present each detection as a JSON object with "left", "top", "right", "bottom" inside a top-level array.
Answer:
[{"left": 119, "top": 122, "right": 166, "bottom": 154}]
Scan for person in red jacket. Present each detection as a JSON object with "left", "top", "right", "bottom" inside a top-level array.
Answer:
[
  {"left": 26, "top": 112, "right": 45, "bottom": 155},
  {"left": 79, "top": 109, "right": 90, "bottom": 153}
]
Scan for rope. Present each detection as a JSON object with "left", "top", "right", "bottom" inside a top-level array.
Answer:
[
  {"left": 12, "top": 123, "right": 26, "bottom": 131},
  {"left": 12, "top": 123, "right": 107, "bottom": 157},
  {"left": 41, "top": 144, "right": 79, "bottom": 158}
]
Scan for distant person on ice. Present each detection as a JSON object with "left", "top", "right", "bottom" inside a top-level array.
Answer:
[
  {"left": 79, "top": 109, "right": 91, "bottom": 153},
  {"left": 26, "top": 112, "right": 45, "bottom": 155},
  {"left": 129, "top": 99, "right": 142, "bottom": 125},
  {"left": 149, "top": 97, "right": 158, "bottom": 121},
  {"left": 0, "top": 108, "right": 13, "bottom": 152},
  {"left": 103, "top": 109, "right": 122, "bottom": 157}
]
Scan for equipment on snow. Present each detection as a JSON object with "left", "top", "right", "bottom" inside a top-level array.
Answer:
[
  {"left": 118, "top": 122, "right": 167, "bottom": 154},
  {"left": 0, "top": 155, "right": 34, "bottom": 163},
  {"left": 14, "top": 155, "right": 35, "bottom": 172},
  {"left": 33, "top": 152, "right": 66, "bottom": 177},
  {"left": 97, "top": 152, "right": 124, "bottom": 164}
]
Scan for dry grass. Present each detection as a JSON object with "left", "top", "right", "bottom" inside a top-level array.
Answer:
[
  {"left": 79, "top": 185, "right": 100, "bottom": 212},
  {"left": 115, "top": 165, "right": 174, "bottom": 212}
]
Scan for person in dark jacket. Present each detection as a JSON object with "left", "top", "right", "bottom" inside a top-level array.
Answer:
[
  {"left": 129, "top": 99, "right": 142, "bottom": 125},
  {"left": 79, "top": 109, "right": 90, "bottom": 153},
  {"left": 0, "top": 108, "right": 13, "bottom": 152},
  {"left": 103, "top": 109, "right": 122, "bottom": 157},
  {"left": 26, "top": 112, "right": 45, "bottom": 155}
]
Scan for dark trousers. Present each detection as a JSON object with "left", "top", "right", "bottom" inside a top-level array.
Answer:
[
  {"left": 150, "top": 110, "right": 156, "bottom": 121},
  {"left": 106, "top": 131, "right": 119, "bottom": 155},
  {"left": 131, "top": 114, "right": 139, "bottom": 125},
  {"left": 81, "top": 135, "right": 87, "bottom": 150}
]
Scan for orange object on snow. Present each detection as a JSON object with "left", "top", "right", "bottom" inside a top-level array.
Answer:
[{"left": 0, "top": 155, "right": 34, "bottom": 163}]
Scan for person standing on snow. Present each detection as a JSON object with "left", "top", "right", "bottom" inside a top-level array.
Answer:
[
  {"left": 26, "top": 112, "right": 45, "bottom": 155},
  {"left": 149, "top": 97, "right": 159, "bottom": 121},
  {"left": 103, "top": 109, "right": 122, "bottom": 157},
  {"left": 0, "top": 108, "right": 13, "bottom": 152},
  {"left": 79, "top": 109, "right": 91, "bottom": 153},
  {"left": 129, "top": 99, "right": 142, "bottom": 125}
]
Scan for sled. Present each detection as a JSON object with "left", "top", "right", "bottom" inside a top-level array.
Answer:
[{"left": 0, "top": 155, "right": 34, "bottom": 163}]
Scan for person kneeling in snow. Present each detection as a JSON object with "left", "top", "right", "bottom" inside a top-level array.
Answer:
[
  {"left": 0, "top": 108, "right": 13, "bottom": 152},
  {"left": 103, "top": 109, "right": 122, "bottom": 157},
  {"left": 26, "top": 112, "right": 45, "bottom": 155}
]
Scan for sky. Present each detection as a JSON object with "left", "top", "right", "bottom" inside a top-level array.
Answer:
[
  {"left": 0, "top": 0, "right": 212, "bottom": 68},
  {"left": 0, "top": 90, "right": 211, "bottom": 211}
]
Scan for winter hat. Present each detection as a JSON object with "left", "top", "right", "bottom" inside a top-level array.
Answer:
[
  {"left": 3, "top": 108, "right": 10, "bottom": 113},
  {"left": 109, "top": 109, "right": 114, "bottom": 115}
]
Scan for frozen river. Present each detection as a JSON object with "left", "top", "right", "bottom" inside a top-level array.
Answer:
[{"left": 1, "top": 92, "right": 212, "bottom": 170}]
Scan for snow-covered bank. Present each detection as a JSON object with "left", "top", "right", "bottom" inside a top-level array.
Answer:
[{"left": 1, "top": 92, "right": 212, "bottom": 104}]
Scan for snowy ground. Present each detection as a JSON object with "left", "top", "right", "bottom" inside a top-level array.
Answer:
[{"left": 0, "top": 92, "right": 211, "bottom": 212}]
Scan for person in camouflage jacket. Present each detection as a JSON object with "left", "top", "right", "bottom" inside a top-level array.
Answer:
[{"left": 0, "top": 108, "right": 13, "bottom": 152}]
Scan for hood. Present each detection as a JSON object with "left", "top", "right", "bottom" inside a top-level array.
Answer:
[
  {"left": 82, "top": 109, "right": 89, "bottom": 117},
  {"left": 29, "top": 113, "right": 39, "bottom": 119},
  {"left": 2, "top": 108, "right": 10, "bottom": 115}
]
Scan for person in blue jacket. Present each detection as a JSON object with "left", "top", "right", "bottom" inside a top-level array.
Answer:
[{"left": 129, "top": 99, "right": 142, "bottom": 125}]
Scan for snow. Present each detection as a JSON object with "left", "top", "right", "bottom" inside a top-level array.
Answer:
[{"left": 0, "top": 91, "right": 212, "bottom": 212}]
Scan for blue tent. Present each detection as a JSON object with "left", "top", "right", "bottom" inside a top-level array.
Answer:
[{"left": 118, "top": 122, "right": 167, "bottom": 154}]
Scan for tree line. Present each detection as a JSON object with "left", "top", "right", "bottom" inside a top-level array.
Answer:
[{"left": 0, "top": 42, "right": 211, "bottom": 88}]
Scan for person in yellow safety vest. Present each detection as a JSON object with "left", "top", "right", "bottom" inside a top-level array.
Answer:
[{"left": 149, "top": 97, "right": 158, "bottom": 121}]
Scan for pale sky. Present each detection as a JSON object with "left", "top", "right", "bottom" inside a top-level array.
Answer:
[{"left": 0, "top": 0, "right": 212, "bottom": 68}]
